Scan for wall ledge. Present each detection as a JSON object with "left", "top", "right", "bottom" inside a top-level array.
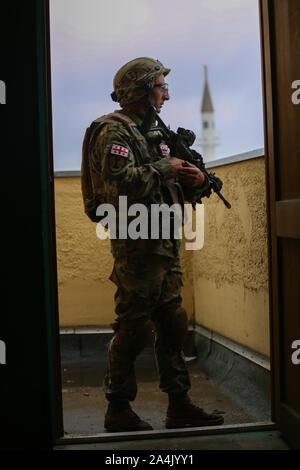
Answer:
[
  {"left": 59, "top": 324, "right": 270, "bottom": 370},
  {"left": 205, "top": 147, "right": 264, "bottom": 169},
  {"left": 54, "top": 170, "right": 81, "bottom": 177},
  {"left": 54, "top": 148, "right": 265, "bottom": 177},
  {"left": 60, "top": 326, "right": 113, "bottom": 334}
]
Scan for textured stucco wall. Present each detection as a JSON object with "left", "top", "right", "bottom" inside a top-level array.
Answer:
[
  {"left": 54, "top": 177, "right": 193, "bottom": 326},
  {"left": 54, "top": 177, "right": 114, "bottom": 326},
  {"left": 192, "top": 157, "right": 270, "bottom": 356}
]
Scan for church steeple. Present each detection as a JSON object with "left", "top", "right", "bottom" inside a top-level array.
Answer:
[{"left": 198, "top": 64, "right": 219, "bottom": 162}]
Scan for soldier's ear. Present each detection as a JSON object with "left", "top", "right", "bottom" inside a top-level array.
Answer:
[{"left": 144, "top": 82, "right": 153, "bottom": 91}]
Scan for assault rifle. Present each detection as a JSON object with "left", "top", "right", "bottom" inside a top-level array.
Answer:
[{"left": 140, "top": 105, "right": 231, "bottom": 209}]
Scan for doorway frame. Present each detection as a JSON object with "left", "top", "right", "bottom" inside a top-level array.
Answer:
[{"left": 40, "top": 0, "right": 280, "bottom": 447}]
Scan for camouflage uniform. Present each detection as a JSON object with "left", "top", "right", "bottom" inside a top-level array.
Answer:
[{"left": 89, "top": 107, "right": 210, "bottom": 402}]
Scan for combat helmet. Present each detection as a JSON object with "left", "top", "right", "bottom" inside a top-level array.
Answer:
[{"left": 111, "top": 57, "right": 170, "bottom": 107}]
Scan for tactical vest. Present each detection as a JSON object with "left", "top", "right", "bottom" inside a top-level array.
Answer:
[{"left": 81, "top": 111, "right": 184, "bottom": 224}]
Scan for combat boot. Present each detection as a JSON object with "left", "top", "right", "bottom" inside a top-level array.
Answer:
[
  {"left": 166, "top": 393, "right": 224, "bottom": 429},
  {"left": 104, "top": 401, "right": 153, "bottom": 432}
]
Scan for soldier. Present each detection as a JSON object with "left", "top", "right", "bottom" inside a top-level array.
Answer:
[{"left": 84, "top": 57, "right": 224, "bottom": 432}]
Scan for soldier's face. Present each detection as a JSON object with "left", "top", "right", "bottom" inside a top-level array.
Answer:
[{"left": 149, "top": 74, "right": 170, "bottom": 113}]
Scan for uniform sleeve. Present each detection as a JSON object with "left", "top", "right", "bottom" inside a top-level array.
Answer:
[{"left": 92, "top": 122, "right": 174, "bottom": 204}]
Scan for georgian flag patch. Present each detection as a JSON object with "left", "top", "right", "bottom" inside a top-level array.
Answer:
[
  {"left": 160, "top": 144, "right": 170, "bottom": 156},
  {"left": 110, "top": 144, "right": 129, "bottom": 157}
]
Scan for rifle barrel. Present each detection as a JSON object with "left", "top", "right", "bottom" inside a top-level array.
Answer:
[{"left": 215, "top": 191, "right": 231, "bottom": 209}]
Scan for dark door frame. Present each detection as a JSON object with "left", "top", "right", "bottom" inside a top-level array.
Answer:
[
  {"left": 259, "top": 0, "right": 300, "bottom": 450},
  {"left": 36, "top": 0, "right": 64, "bottom": 440},
  {"left": 41, "top": 0, "right": 277, "bottom": 446}
]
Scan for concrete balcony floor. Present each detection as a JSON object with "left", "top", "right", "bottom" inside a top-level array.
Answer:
[{"left": 58, "top": 347, "right": 290, "bottom": 450}]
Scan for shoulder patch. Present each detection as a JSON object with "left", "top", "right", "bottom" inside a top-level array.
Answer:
[
  {"left": 160, "top": 144, "right": 170, "bottom": 156},
  {"left": 110, "top": 144, "right": 129, "bottom": 157}
]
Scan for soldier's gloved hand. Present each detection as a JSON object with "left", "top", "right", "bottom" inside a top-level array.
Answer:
[
  {"left": 178, "top": 161, "right": 205, "bottom": 188},
  {"left": 167, "top": 157, "right": 185, "bottom": 178}
]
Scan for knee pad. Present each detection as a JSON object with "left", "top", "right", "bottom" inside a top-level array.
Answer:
[
  {"left": 156, "top": 304, "right": 188, "bottom": 350},
  {"left": 110, "top": 318, "right": 153, "bottom": 358}
]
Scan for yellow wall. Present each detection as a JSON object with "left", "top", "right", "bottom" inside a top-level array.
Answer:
[
  {"left": 192, "top": 157, "right": 270, "bottom": 356},
  {"left": 54, "top": 156, "right": 270, "bottom": 356},
  {"left": 54, "top": 177, "right": 114, "bottom": 326},
  {"left": 54, "top": 177, "right": 193, "bottom": 327}
]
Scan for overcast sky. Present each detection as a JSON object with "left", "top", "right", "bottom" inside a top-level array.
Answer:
[{"left": 50, "top": 0, "right": 264, "bottom": 171}]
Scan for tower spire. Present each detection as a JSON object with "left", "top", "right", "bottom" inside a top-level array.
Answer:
[
  {"left": 201, "top": 64, "right": 214, "bottom": 113},
  {"left": 203, "top": 62, "right": 208, "bottom": 81},
  {"left": 197, "top": 64, "right": 219, "bottom": 162}
]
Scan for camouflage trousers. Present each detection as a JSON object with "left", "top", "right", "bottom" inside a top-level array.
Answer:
[{"left": 103, "top": 254, "right": 191, "bottom": 402}]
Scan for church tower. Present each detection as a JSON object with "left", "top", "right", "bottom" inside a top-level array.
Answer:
[{"left": 198, "top": 64, "right": 219, "bottom": 162}]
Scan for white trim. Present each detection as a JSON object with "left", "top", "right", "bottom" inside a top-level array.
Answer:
[
  {"left": 54, "top": 170, "right": 81, "bottom": 177},
  {"left": 206, "top": 148, "right": 264, "bottom": 169},
  {"left": 60, "top": 326, "right": 114, "bottom": 335},
  {"left": 55, "top": 421, "right": 276, "bottom": 445}
]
